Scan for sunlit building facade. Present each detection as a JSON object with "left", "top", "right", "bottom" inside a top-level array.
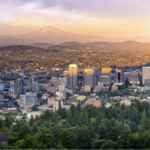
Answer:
[
  {"left": 102, "top": 68, "right": 112, "bottom": 76},
  {"left": 68, "top": 64, "right": 78, "bottom": 89},
  {"left": 84, "top": 69, "right": 95, "bottom": 87}
]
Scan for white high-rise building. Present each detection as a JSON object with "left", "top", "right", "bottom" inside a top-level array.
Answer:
[{"left": 20, "top": 94, "right": 37, "bottom": 106}]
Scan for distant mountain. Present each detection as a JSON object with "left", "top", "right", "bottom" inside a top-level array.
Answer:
[
  {"left": 0, "top": 26, "right": 150, "bottom": 46},
  {"left": 17, "top": 26, "right": 109, "bottom": 44},
  {"left": 24, "top": 26, "right": 69, "bottom": 36},
  {"left": 48, "top": 40, "right": 148, "bottom": 51},
  {"left": 31, "top": 43, "right": 55, "bottom": 49}
]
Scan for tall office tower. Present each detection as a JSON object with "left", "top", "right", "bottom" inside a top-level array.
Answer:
[
  {"left": 53, "top": 97, "right": 63, "bottom": 112},
  {"left": 114, "top": 70, "right": 125, "bottom": 85},
  {"left": 68, "top": 64, "right": 78, "bottom": 89},
  {"left": 29, "top": 77, "right": 34, "bottom": 91},
  {"left": 142, "top": 66, "right": 150, "bottom": 86},
  {"left": 14, "top": 79, "right": 23, "bottom": 95},
  {"left": 102, "top": 68, "right": 112, "bottom": 76},
  {"left": 129, "top": 72, "right": 139, "bottom": 84},
  {"left": 32, "top": 81, "right": 39, "bottom": 92},
  {"left": 84, "top": 69, "right": 95, "bottom": 87},
  {"left": 99, "top": 76, "right": 111, "bottom": 89},
  {"left": 29, "top": 78, "right": 34, "bottom": 86}
]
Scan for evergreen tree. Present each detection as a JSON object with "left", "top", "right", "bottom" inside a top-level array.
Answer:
[
  {"left": 60, "top": 130, "right": 73, "bottom": 149},
  {"left": 67, "top": 111, "right": 73, "bottom": 124},
  {"left": 36, "top": 128, "right": 55, "bottom": 149},
  {"left": 96, "top": 112, "right": 104, "bottom": 126},
  {"left": 18, "top": 124, "right": 32, "bottom": 139},
  {"left": 35, "top": 115, "right": 39, "bottom": 122},
  {"left": 29, "top": 116, "right": 34, "bottom": 127},
  {"left": 82, "top": 125, "right": 91, "bottom": 147},
  {"left": 43, "top": 110, "right": 51, "bottom": 121},
  {"left": 32, "top": 124, "right": 38, "bottom": 134},
  {"left": 130, "top": 121, "right": 137, "bottom": 132},
  {"left": 75, "top": 128, "right": 83, "bottom": 146},
  {"left": 110, "top": 118, "right": 116, "bottom": 127},
  {"left": 73, "top": 110, "right": 80, "bottom": 125},
  {"left": 51, "top": 111, "right": 58, "bottom": 123},
  {"left": 61, "top": 108, "right": 68, "bottom": 119},
  {"left": 0, "top": 119, "right": 3, "bottom": 129},
  {"left": 121, "top": 123, "right": 131, "bottom": 137},
  {"left": 107, "top": 127, "right": 121, "bottom": 141},
  {"left": 20, "top": 115, "right": 27, "bottom": 123},
  {"left": 22, "top": 136, "right": 34, "bottom": 149},
  {"left": 80, "top": 111, "right": 89, "bottom": 126},
  {"left": 77, "top": 102, "right": 82, "bottom": 113},
  {"left": 4, "top": 117, "right": 12, "bottom": 128},
  {"left": 141, "top": 109, "right": 146, "bottom": 125},
  {"left": 89, "top": 124, "right": 95, "bottom": 138}
]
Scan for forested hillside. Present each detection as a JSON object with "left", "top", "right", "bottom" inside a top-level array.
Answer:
[
  {"left": 0, "top": 43, "right": 150, "bottom": 71},
  {"left": 1, "top": 101, "right": 150, "bottom": 149}
]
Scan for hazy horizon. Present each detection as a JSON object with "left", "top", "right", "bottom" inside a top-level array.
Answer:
[{"left": 1, "top": 0, "right": 150, "bottom": 38}]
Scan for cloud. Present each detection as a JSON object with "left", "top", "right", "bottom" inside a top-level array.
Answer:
[
  {"left": 1, "top": 0, "right": 150, "bottom": 19},
  {"left": 0, "top": 0, "right": 150, "bottom": 17},
  {"left": 0, "top": 0, "right": 150, "bottom": 37}
]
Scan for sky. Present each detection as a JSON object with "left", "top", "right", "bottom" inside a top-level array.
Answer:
[{"left": 0, "top": 0, "right": 150, "bottom": 37}]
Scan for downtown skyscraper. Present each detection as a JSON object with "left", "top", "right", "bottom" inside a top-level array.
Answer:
[{"left": 68, "top": 64, "right": 78, "bottom": 89}]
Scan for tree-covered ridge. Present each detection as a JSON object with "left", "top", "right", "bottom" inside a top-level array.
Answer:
[
  {"left": 1, "top": 100, "right": 150, "bottom": 149},
  {"left": 0, "top": 45, "right": 150, "bottom": 71}
]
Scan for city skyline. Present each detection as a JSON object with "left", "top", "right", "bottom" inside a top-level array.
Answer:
[{"left": 0, "top": 0, "right": 150, "bottom": 38}]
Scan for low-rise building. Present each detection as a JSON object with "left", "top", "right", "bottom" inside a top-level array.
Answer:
[
  {"left": 0, "top": 135, "right": 8, "bottom": 148},
  {"left": 85, "top": 99, "right": 101, "bottom": 107},
  {"left": 37, "top": 104, "right": 53, "bottom": 111},
  {"left": 109, "top": 96, "right": 140, "bottom": 101},
  {"left": 105, "top": 102, "right": 112, "bottom": 108},
  {"left": 26, "top": 111, "right": 42, "bottom": 120},
  {"left": 84, "top": 85, "right": 91, "bottom": 92},
  {"left": 120, "top": 100, "right": 132, "bottom": 106},
  {"left": 111, "top": 85, "right": 118, "bottom": 92},
  {"left": 93, "top": 86, "right": 101, "bottom": 94},
  {"left": 76, "top": 95, "right": 86, "bottom": 101},
  {"left": 53, "top": 97, "right": 63, "bottom": 112}
]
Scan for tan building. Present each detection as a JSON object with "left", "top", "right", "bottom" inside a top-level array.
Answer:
[
  {"left": 47, "top": 97, "right": 54, "bottom": 105},
  {"left": 46, "top": 86, "right": 56, "bottom": 92},
  {"left": 53, "top": 97, "right": 63, "bottom": 112},
  {"left": 129, "top": 72, "right": 139, "bottom": 84},
  {"left": 85, "top": 99, "right": 101, "bottom": 107},
  {"left": 111, "top": 85, "right": 118, "bottom": 92}
]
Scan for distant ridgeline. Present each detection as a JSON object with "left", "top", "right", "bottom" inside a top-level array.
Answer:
[{"left": 0, "top": 41, "right": 150, "bottom": 71}]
